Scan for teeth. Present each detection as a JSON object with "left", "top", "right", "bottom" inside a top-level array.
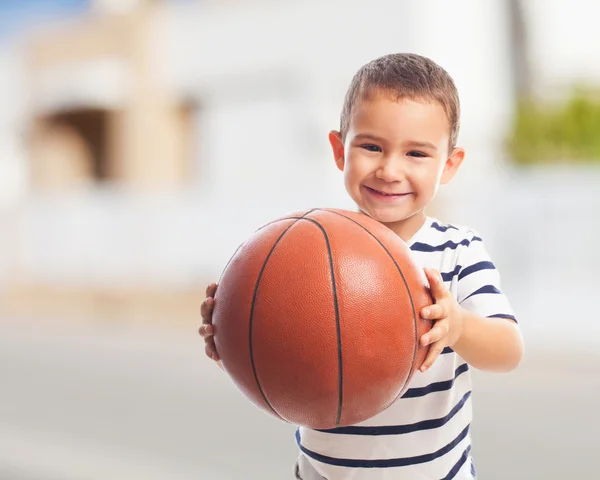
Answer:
[{"left": 367, "top": 187, "right": 401, "bottom": 196}]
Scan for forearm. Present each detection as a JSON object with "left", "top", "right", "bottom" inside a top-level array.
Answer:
[{"left": 452, "top": 309, "right": 524, "bottom": 372}]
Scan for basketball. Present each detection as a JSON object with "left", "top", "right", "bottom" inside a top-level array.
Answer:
[{"left": 212, "top": 208, "right": 433, "bottom": 429}]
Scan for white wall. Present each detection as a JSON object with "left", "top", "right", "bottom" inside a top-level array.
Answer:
[
  {"left": 525, "top": 1, "right": 600, "bottom": 92},
  {"left": 161, "top": 0, "right": 515, "bottom": 154},
  {"left": 3, "top": 0, "right": 599, "bottom": 299},
  {"left": 0, "top": 46, "right": 28, "bottom": 209},
  {"left": 1, "top": 0, "right": 518, "bottom": 285}
]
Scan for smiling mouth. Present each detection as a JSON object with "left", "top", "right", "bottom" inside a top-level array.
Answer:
[{"left": 364, "top": 186, "right": 410, "bottom": 197}]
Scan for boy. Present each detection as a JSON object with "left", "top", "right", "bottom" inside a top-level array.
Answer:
[{"left": 199, "top": 53, "right": 523, "bottom": 479}]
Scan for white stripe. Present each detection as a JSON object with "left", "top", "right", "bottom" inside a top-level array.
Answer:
[
  {"left": 411, "top": 249, "right": 458, "bottom": 269},
  {"left": 400, "top": 352, "right": 461, "bottom": 389},
  {"left": 301, "top": 425, "right": 473, "bottom": 480},
  {"left": 357, "top": 368, "right": 471, "bottom": 426},
  {"left": 301, "top": 403, "right": 470, "bottom": 461},
  {"left": 461, "top": 294, "right": 514, "bottom": 318}
]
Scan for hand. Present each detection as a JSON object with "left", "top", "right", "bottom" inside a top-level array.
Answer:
[
  {"left": 419, "top": 268, "right": 465, "bottom": 372},
  {"left": 199, "top": 283, "right": 220, "bottom": 362}
]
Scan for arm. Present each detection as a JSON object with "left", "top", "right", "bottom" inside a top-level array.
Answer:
[
  {"left": 452, "top": 310, "right": 523, "bottom": 372},
  {"left": 419, "top": 230, "right": 524, "bottom": 373}
]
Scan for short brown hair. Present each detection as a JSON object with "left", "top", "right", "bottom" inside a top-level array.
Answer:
[{"left": 340, "top": 53, "right": 460, "bottom": 148}]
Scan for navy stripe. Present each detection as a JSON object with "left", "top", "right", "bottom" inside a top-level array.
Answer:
[
  {"left": 296, "top": 424, "right": 471, "bottom": 468},
  {"left": 402, "top": 363, "right": 469, "bottom": 398},
  {"left": 318, "top": 391, "right": 471, "bottom": 436},
  {"left": 462, "top": 284, "right": 501, "bottom": 301},
  {"left": 441, "top": 445, "right": 472, "bottom": 480},
  {"left": 441, "top": 265, "right": 461, "bottom": 282},
  {"left": 431, "top": 222, "right": 458, "bottom": 232},
  {"left": 487, "top": 313, "right": 518, "bottom": 323},
  {"left": 411, "top": 237, "right": 482, "bottom": 253},
  {"left": 441, "top": 346, "right": 454, "bottom": 355},
  {"left": 458, "top": 261, "right": 495, "bottom": 281},
  {"left": 442, "top": 262, "right": 494, "bottom": 283}
]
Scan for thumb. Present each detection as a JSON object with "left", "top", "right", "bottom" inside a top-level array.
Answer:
[{"left": 424, "top": 268, "right": 448, "bottom": 301}]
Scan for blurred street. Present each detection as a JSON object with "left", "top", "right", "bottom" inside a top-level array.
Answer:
[
  {"left": 1, "top": 315, "right": 598, "bottom": 480},
  {"left": 0, "top": 316, "right": 297, "bottom": 480}
]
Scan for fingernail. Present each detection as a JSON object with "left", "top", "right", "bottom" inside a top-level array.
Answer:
[
  {"left": 422, "top": 308, "right": 430, "bottom": 317},
  {"left": 421, "top": 365, "right": 427, "bottom": 372}
]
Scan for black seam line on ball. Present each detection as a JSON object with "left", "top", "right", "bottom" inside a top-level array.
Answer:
[
  {"left": 255, "top": 208, "right": 317, "bottom": 233},
  {"left": 313, "top": 209, "right": 419, "bottom": 401},
  {"left": 249, "top": 210, "right": 313, "bottom": 420},
  {"left": 295, "top": 216, "right": 343, "bottom": 428},
  {"left": 222, "top": 209, "right": 318, "bottom": 282}
]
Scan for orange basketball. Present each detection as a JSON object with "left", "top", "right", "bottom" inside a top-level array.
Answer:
[{"left": 212, "top": 208, "right": 432, "bottom": 429}]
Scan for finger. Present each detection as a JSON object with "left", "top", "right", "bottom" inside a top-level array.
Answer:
[
  {"left": 424, "top": 268, "right": 449, "bottom": 301},
  {"left": 420, "top": 339, "right": 446, "bottom": 372},
  {"left": 198, "top": 324, "right": 214, "bottom": 338},
  {"left": 205, "top": 283, "right": 218, "bottom": 298},
  {"left": 205, "top": 340, "right": 220, "bottom": 361},
  {"left": 420, "top": 320, "right": 449, "bottom": 346},
  {"left": 421, "top": 302, "right": 446, "bottom": 320},
  {"left": 200, "top": 297, "right": 215, "bottom": 323}
]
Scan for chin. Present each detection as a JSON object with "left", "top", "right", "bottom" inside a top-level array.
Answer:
[{"left": 360, "top": 207, "right": 406, "bottom": 225}]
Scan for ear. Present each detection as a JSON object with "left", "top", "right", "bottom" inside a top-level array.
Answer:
[
  {"left": 440, "top": 147, "right": 465, "bottom": 185},
  {"left": 328, "top": 130, "right": 345, "bottom": 171}
]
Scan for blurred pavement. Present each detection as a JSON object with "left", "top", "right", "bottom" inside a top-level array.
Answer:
[{"left": 1, "top": 316, "right": 598, "bottom": 480}]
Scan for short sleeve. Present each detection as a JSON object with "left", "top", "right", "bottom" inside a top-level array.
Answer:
[{"left": 456, "top": 233, "right": 517, "bottom": 323}]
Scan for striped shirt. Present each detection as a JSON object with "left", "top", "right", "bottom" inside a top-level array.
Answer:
[{"left": 296, "top": 217, "right": 517, "bottom": 480}]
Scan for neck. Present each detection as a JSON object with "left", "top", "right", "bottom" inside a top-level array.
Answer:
[{"left": 382, "top": 211, "right": 427, "bottom": 242}]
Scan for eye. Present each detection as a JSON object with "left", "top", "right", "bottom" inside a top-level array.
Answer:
[
  {"left": 360, "top": 144, "right": 382, "bottom": 153},
  {"left": 407, "top": 150, "right": 427, "bottom": 158}
]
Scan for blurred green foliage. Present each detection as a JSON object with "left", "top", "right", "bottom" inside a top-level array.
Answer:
[{"left": 507, "top": 89, "right": 600, "bottom": 165}]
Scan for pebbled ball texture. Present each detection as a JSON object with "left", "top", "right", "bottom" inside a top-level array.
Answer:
[{"left": 212, "top": 208, "right": 433, "bottom": 429}]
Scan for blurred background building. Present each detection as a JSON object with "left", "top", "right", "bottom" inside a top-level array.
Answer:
[{"left": 0, "top": 1, "right": 599, "bottom": 479}]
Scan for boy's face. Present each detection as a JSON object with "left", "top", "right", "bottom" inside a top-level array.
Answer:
[{"left": 329, "top": 92, "right": 464, "bottom": 238}]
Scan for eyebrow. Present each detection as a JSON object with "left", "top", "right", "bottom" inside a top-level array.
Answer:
[
  {"left": 405, "top": 141, "right": 438, "bottom": 151},
  {"left": 353, "top": 133, "right": 386, "bottom": 143}
]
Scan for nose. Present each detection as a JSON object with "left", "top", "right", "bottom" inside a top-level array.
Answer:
[{"left": 375, "top": 155, "right": 405, "bottom": 183}]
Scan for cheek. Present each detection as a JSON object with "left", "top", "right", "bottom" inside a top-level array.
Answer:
[
  {"left": 412, "top": 165, "right": 444, "bottom": 192},
  {"left": 435, "top": 161, "right": 447, "bottom": 182},
  {"left": 344, "top": 167, "right": 360, "bottom": 193},
  {"left": 343, "top": 157, "right": 365, "bottom": 187}
]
